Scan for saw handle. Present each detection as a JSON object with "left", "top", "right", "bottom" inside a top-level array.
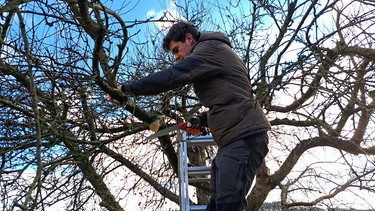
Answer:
[{"left": 178, "top": 122, "right": 201, "bottom": 135}]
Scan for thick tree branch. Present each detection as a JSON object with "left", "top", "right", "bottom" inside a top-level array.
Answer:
[{"left": 270, "top": 136, "right": 372, "bottom": 189}]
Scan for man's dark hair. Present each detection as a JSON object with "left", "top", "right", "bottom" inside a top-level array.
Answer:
[{"left": 162, "top": 21, "right": 200, "bottom": 51}]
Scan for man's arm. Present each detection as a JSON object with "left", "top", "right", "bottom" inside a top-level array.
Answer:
[{"left": 120, "top": 56, "right": 205, "bottom": 96}]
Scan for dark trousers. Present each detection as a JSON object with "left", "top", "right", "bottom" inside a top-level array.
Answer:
[{"left": 206, "top": 132, "right": 269, "bottom": 211}]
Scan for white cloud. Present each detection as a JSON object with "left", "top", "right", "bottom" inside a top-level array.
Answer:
[
  {"left": 146, "top": 9, "right": 156, "bottom": 18},
  {"left": 146, "top": 0, "right": 185, "bottom": 30}
]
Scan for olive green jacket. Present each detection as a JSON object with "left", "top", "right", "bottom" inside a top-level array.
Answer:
[{"left": 121, "top": 31, "right": 271, "bottom": 147}]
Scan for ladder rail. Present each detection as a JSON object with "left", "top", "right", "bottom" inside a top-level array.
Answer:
[{"left": 179, "top": 133, "right": 190, "bottom": 211}]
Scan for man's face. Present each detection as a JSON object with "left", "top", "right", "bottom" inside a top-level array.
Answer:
[{"left": 169, "top": 33, "right": 195, "bottom": 62}]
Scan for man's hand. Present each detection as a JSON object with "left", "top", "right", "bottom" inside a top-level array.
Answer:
[
  {"left": 107, "top": 85, "right": 122, "bottom": 100},
  {"left": 187, "top": 116, "right": 209, "bottom": 135},
  {"left": 107, "top": 85, "right": 127, "bottom": 106},
  {"left": 187, "top": 116, "right": 201, "bottom": 129}
]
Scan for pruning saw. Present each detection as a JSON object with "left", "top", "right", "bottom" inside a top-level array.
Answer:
[{"left": 145, "top": 122, "right": 200, "bottom": 141}]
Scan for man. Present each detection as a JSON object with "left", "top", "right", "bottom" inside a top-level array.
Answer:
[{"left": 117, "top": 21, "right": 270, "bottom": 211}]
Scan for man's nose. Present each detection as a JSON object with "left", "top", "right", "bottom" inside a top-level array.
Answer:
[{"left": 175, "top": 55, "right": 181, "bottom": 62}]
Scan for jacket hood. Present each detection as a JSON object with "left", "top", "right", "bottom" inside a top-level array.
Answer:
[{"left": 197, "top": 31, "right": 232, "bottom": 48}]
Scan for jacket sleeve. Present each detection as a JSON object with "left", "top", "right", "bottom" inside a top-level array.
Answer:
[
  {"left": 121, "top": 56, "right": 205, "bottom": 96},
  {"left": 120, "top": 39, "right": 230, "bottom": 96}
]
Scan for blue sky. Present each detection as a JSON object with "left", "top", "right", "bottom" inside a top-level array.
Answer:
[{"left": 110, "top": 0, "right": 175, "bottom": 21}]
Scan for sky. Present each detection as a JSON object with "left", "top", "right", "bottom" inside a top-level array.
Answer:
[{"left": 113, "top": 0, "right": 179, "bottom": 26}]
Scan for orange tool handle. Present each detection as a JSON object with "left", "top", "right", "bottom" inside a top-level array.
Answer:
[{"left": 178, "top": 122, "right": 200, "bottom": 135}]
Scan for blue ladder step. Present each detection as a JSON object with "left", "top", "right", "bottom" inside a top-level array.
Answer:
[
  {"left": 188, "top": 178, "right": 210, "bottom": 183},
  {"left": 190, "top": 205, "right": 207, "bottom": 211},
  {"left": 188, "top": 166, "right": 211, "bottom": 175},
  {"left": 185, "top": 136, "right": 215, "bottom": 147}
]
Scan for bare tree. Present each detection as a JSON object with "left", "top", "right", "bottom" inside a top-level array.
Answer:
[{"left": 0, "top": 0, "right": 374, "bottom": 211}]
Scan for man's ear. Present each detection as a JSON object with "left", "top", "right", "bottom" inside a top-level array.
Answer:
[{"left": 185, "top": 33, "right": 194, "bottom": 45}]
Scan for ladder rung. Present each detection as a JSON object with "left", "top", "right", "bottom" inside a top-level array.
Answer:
[
  {"left": 186, "top": 137, "right": 215, "bottom": 147},
  {"left": 188, "top": 166, "right": 211, "bottom": 175},
  {"left": 190, "top": 205, "right": 207, "bottom": 211},
  {"left": 188, "top": 178, "right": 210, "bottom": 183},
  {"left": 188, "top": 171, "right": 210, "bottom": 176}
]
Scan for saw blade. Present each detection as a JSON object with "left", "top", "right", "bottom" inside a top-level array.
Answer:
[{"left": 144, "top": 124, "right": 180, "bottom": 141}]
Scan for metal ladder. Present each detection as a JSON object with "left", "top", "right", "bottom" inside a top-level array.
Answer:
[{"left": 178, "top": 133, "right": 215, "bottom": 211}]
